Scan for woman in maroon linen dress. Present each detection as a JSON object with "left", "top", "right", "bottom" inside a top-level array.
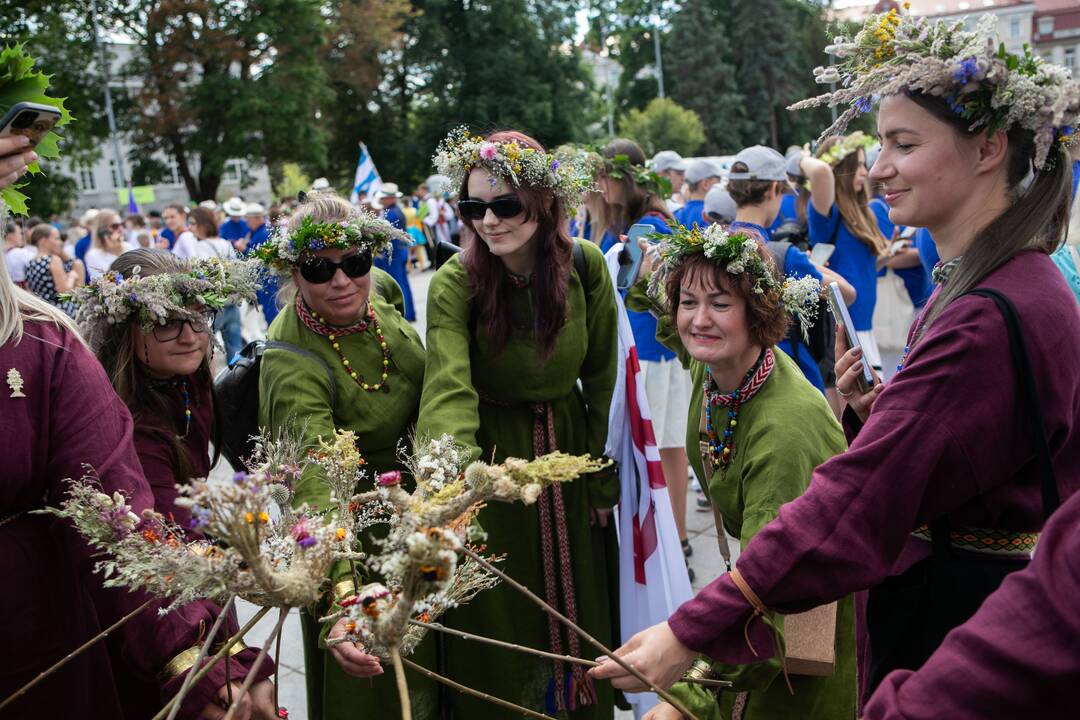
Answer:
[
  {"left": 590, "top": 73, "right": 1080, "bottom": 706},
  {"left": 82, "top": 248, "right": 277, "bottom": 719}
]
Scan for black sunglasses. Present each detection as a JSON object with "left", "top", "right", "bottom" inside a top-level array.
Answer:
[
  {"left": 152, "top": 313, "right": 214, "bottom": 342},
  {"left": 458, "top": 196, "right": 524, "bottom": 221},
  {"left": 299, "top": 252, "right": 373, "bottom": 284}
]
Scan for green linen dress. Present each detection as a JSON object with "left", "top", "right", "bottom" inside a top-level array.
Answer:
[
  {"left": 258, "top": 268, "right": 438, "bottom": 720},
  {"left": 415, "top": 241, "right": 620, "bottom": 719},
  {"left": 628, "top": 285, "right": 857, "bottom": 720}
]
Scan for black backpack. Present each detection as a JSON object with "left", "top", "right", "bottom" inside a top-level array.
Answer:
[
  {"left": 214, "top": 340, "right": 337, "bottom": 471},
  {"left": 766, "top": 240, "right": 835, "bottom": 370}
]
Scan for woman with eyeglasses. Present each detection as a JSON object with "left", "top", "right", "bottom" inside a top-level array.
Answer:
[
  {"left": 74, "top": 247, "right": 279, "bottom": 719},
  {"left": 254, "top": 193, "right": 435, "bottom": 720},
  {"left": 84, "top": 209, "right": 135, "bottom": 280},
  {"left": 416, "top": 128, "right": 618, "bottom": 718}
]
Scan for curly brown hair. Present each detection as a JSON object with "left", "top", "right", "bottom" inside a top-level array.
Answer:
[{"left": 664, "top": 250, "right": 790, "bottom": 350}]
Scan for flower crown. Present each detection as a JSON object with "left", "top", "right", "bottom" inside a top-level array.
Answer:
[
  {"left": 818, "top": 131, "right": 877, "bottom": 167},
  {"left": 253, "top": 213, "right": 407, "bottom": 276},
  {"left": 789, "top": 6, "right": 1080, "bottom": 168},
  {"left": 432, "top": 127, "right": 595, "bottom": 211},
  {"left": 604, "top": 153, "right": 672, "bottom": 199},
  {"left": 649, "top": 224, "right": 823, "bottom": 335},
  {"left": 68, "top": 257, "right": 260, "bottom": 338}
]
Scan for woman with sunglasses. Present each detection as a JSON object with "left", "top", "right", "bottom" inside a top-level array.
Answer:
[
  {"left": 254, "top": 193, "right": 435, "bottom": 720},
  {"left": 71, "top": 248, "right": 279, "bottom": 719},
  {"left": 416, "top": 128, "right": 618, "bottom": 718},
  {"left": 84, "top": 209, "right": 135, "bottom": 280}
]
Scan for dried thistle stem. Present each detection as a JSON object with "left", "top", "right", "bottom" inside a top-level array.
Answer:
[
  {"left": 222, "top": 606, "right": 288, "bottom": 720},
  {"left": 390, "top": 646, "right": 412, "bottom": 720},
  {"left": 165, "top": 594, "right": 236, "bottom": 720},
  {"left": 0, "top": 598, "right": 154, "bottom": 713},
  {"left": 409, "top": 619, "right": 600, "bottom": 668},
  {"left": 461, "top": 547, "right": 697, "bottom": 720},
  {"left": 401, "top": 657, "right": 558, "bottom": 720},
  {"left": 150, "top": 606, "right": 272, "bottom": 720}
]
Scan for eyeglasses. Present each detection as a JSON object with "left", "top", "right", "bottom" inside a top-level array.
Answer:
[
  {"left": 299, "top": 252, "right": 373, "bottom": 284},
  {"left": 152, "top": 313, "right": 214, "bottom": 342},
  {"left": 457, "top": 196, "right": 524, "bottom": 221}
]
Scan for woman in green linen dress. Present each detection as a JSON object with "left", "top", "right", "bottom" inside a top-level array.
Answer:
[
  {"left": 416, "top": 128, "right": 620, "bottom": 718},
  {"left": 254, "top": 193, "right": 437, "bottom": 719},
  {"left": 626, "top": 224, "right": 856, "bottom": 720}
]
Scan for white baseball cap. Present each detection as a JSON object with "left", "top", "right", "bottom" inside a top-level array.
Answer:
[
  {"left": 651, "top": 150, "right": 687, "bottom": 173},
  {"left": 703, "top": 186, "right": 737, "bottom": 223},
  {"left": 685, "top": 159, "right": 723, "bottom": 184}
]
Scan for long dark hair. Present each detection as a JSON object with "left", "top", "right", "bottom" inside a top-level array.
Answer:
[
  {"left": 96, "top": 248, "right": 222, "bottom": 483},
  {"left": 458, "top": 130, "right": 572, "bottom": 360},
  {"left": 909, "top": 93, "right": 1071, "bottom": 341},
  {"left": 600, "top": 138, "right": 674, "bottom": 231}
]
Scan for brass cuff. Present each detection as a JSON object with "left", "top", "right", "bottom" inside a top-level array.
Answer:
[
  {"left": 333, "top": 578, "right": 358, "bottom": 604},
  {"left": 161, "top": 640, "right": 246, "bottom": 681}
]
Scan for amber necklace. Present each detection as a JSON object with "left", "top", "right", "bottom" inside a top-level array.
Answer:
[{"left": 296, "top": 296, "right": 392, "bottom": 393}]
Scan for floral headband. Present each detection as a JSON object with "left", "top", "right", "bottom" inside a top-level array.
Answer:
[
  {"left": 604, "top": 153, "right": 672, "bottom": 199},
  {"left": 432, "top": 127, "right": 595, "bottom": 211},
  {"left": 818, "top": 131, "right": 877, "bottom": 167},
  {"left": 790, "top": 6, "right": 1080, "bottom": 169},
  {"left": 648, "top": 224, "right": 823, "bottom": 336},
  {"left": 68, "top": 257, "right": 260, "bottom": 338},
  {"left": 253, "top": 213, "right": 407, "bottom": 276}
]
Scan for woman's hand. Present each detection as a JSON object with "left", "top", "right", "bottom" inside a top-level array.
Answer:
[
  {"left": 0, "top": 135, "right": 37, "bottom": 189},
  {"left": 201, "top": 679, "right": 278, "bottom": 719},
  {"left": 617, "top": 234, "right": 661, "bottom": 283},
  {"left": 643, "top": 702, "right": 684, "bottom": 720},
  {"left": 588, "top": 621, "right": 696, "bottom": 692},
  {"left": 834, "top": 330, "right": 883, "bottom": 423},
  {"left": 327, "top": 617, "right": 384, "bottom": 678},
  {"left": 590, "top": 508, "right": 613, "bottom": 528}
]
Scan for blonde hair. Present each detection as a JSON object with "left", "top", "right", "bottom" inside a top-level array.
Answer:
[
  {"left": 0, "top": 208, "right": 83, "bottom": 346},
  {"left": 276, "top": 192, "right": 358, "bottom": 308},
  {"left": 91, "top": 208, "right": 121, "bottom": 250}
]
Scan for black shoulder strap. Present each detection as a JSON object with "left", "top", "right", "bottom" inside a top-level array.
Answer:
[
  {"left": 964, "top": 288, "right": 1059, "bottom": 518},
  {"left": 264, "top": 340, "right": 338, "bottom": 406}
]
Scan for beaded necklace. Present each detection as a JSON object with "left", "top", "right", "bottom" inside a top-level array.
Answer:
[
  {"left": 703, "top": 349, "right": 774, "bottom": 469},
  {"left": 177, "top": 379, "right": 192, "bottom": 439},
  {"left": 296, "top": 296, "right": 392, "bottom": 393}
]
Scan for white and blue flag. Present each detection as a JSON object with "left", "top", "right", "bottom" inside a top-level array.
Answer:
[{"left": 349, "top": 142, "right": 383, "bottom": 204}]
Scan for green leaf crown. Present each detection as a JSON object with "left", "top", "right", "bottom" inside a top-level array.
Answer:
[
  {"left": 603, "top": 153, "right": 672, "bottom": 199},
  {"left": 252, "top": 213, "right": 407, "bottom": 276},
  {"left": 432, "top": 126, "right": 595, "bottom": 211},
  {"left": 789, "top": 7, "right": 1080, "bottom": 169}
]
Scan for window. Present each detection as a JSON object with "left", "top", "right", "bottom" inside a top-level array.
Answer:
[
  {"left": 108, "top": 159, "right": 124, "bottom": 189},
  {"left": 223, "top": 159, "right": 245, "bottom": 183},
  {"left": 1066, "top": 48, "right": 1076, "bottom": 68},
  {"left": 77, "top": 166, "right": 96, "bottom": 192},
  {"left": 1010, "top": 18, "right": 1020, "bottom": 39},
  {"left": 1039, "top": 17, "right": 1054, "bottom": 36}
]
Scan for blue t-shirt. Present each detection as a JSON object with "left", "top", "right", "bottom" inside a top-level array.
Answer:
[
  {"left": 729, "top": 221, "right": 825, "bottom": 391},
  {"left": 620, "top": 214, "right": 675, "bottom": 362},
  {"left": 160, "top": 227, "right": 176, "bottom": 249},
  {"left": 913, "top": 228, "right": 939, "bottom": 278},
  {"left": 869, "top": 198, "right": 931, "bottom": 309},
  {"left": 808, "top": 203, "right": 878, "bottom": 331},
  {"left": 673, "top": 199, "right": 706, "bottom": 230},
  {"left": 246, "top": 223, "right": 269, "bottom": 251},
  {"left": 768, "top": 194, "right": 800, "bottom": 232},
  {"left": 1072, "top": 159, "right": 1080, "bottom": 201},
  {"left": 1050, "top": 244, "right": 1080, "bottom": 305},
  {"left": 219, "top": 219, "right": 250, "bottom": 242}
]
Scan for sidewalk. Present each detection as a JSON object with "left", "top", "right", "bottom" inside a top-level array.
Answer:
[{"left": 222, "top": 267, "right": 735, "bottom": 718}]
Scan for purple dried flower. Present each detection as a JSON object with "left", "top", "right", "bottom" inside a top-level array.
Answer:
[
  {"left": 854, "top": 96, "right": 874, "bottom": 114},
  {"left": 550, "top": 159, "right": 561, "bottom": 172},
  {"left": 953, "top": 57, "right": 979, "bottom": 85},
  {"left": 232, "top": 471, "right": 248, "bottom": 484}
]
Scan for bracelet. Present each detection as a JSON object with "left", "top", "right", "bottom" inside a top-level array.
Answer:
[
  {"left": 333, "top": 579, "right": 358, "bottom": 604},
  {"left": 160, "top": 639, "right": 247, "bottom": 681},
  {"left": 684, "top": 658, "right": 718, "bottom": 682}
]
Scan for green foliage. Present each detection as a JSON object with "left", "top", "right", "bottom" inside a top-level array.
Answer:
[
  {"left": 618, "top": 97, "right": 705, "bottom": 157},
  {"left": 21, "top": 166, "right": 79, "bottom": 219},
  {"left": 273, "top": 162, "right": 312, "bottom": 202}
]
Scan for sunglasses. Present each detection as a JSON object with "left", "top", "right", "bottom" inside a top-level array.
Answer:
[
  {"left": 299, "top": 252, "right": 373, "bottom": 284},
  {"left": 152, "top": 313, "right": 214, "bottom": 342},
  {"left": 458, "top": 196, "right": 524, "bottom": 221}
]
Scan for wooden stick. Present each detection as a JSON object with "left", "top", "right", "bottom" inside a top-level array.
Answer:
[
  {"left": 409, "top": 619, "right": 731, "bottom": 689},
  {"left": 401, "top": 657, "right": 558, "bottom": 720},
  {"left": 222, "top": 606, "right": 288, "bottom": 720},
  {"left": 165, "top": 594, "right": 236, "bottom": 720},
  {"left": 0, "top": 598, "right": 154, "bottom": 713},
  {"left": 462, "top": 547, "right": 697, "bottom": 719},
  {"left": 390, "top": 646, "right": 412, "bottom": 720},
  {"left": 150, "top": 605, "right": 272, "bottom": 720}
]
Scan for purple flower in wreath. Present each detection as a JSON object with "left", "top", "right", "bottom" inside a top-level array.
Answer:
[
  {"left": 854, "top": 96, "right": 874, "bottom": 114},
  {"left": 128, "top": 293, "right": 139, "bottom": 302},
  {"left": 550, "top": 159, "right": 561, "bottom": 172},
  {"left": 953, "top": 57, "right": 980, "bottom": 85},
  {"left": 310, "top": 238, "right": 325, "bottom": 251}
]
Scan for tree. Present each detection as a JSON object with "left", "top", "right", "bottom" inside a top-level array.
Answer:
[
  {"left": 22, "top": 166, "right": 79, "bottom": 219},
  {"left": 273, "top": 162, "right": 312, "bottom": 200},
  {"left": 665, "top": 0, "right": 746, "bottom": 154},
  {"left": 617, "top": 97, "right": 705, "bottom": 156}
]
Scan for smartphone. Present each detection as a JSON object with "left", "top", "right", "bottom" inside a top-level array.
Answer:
[
  {"left": 0, "top": 102, "right": 62, "bottom": 150},
  {"left": 809, "top": 242, "right": 835, "bottom": 266},
  {"left": 826, "top": 281, "right": 874, "bottom": 393},
  {"left": 616, "top": 223, "right": 653, "bottom": 290}
]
